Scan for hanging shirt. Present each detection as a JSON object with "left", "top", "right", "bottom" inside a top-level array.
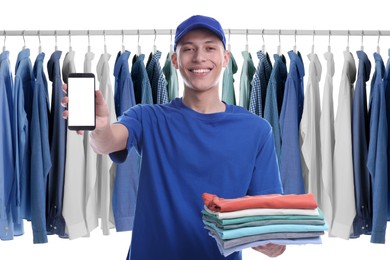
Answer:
[
  {"left": 111, "top": 98, "right": 282, "bottom": 260},
  {"left": 146, "top": 50, "right": 169, "bottom": 104},
  {"left": 384, "top": 49, "right": 390, "bottom": 220},
  {"left": 46, "top": 50, "right": 67, "bottom": 239},
  {"left": 351, "top": 50, "right": 372, "bottom": 238},
  {"left": 239, "top": 50, "right": 256, "bottom": 110},
  {"left": 96, "top": 51, "right": 116, "bottom": 235},
  {"left": 249, "top": 51, "right": 272, "bottom": 117},
  {"left": 131, "top": 54, "right": 153, "bottom": 104},
  {"left": 319, "top": 50, "right": 335, "bottom": 228},
  {"left": 162, "top": 51, "right": 179, "bottom": 101},
  {"left": 14, "top": 48, "right": 38, "bottom": 242},
  {"left": 82, "top": 49, "right": 99, "bottom": 234},
  {"left": 30, "top": 52, "right": 51, "bottom": 243},
  {"left": 300, "top": 52, "right": 322, "bottom": 201},
  {"left": 222, "top": 51, "right": 237, "bottom": 105},
  {"left": 264, "top": 54, "right": 287, "bottom": 167},
  {"left": 112, "top": 50, "right": 141, "bottom": 231},
  {"left": 279, "top": 50, "right": 305, "bottom": 194},
  {"left": 331, "top": 50, "right": 356, "bottom": 239},
  {"left": 367, "top": 52, "right": 388, "bottom": 244},
  {"left": 62, "top": 50, "right": 90, "bottom": 239},
  {"left": 0, "top": 50, "right": 18, "bottom": 240}
]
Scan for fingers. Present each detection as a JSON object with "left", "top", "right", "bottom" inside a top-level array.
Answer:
[{"left": 252, "top": 243, "right": 286, "bottom": 257}]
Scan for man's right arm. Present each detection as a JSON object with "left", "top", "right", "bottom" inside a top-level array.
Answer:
[{"left": 89, "top": 89, "right": 128, "bottom": 155}]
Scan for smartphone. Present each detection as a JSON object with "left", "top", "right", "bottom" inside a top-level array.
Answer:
[{"left": 67, "top": 73, "right": 96, "bottom": 130}]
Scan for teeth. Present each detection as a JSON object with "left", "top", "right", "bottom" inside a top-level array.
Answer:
[{"left": 192, "top": 69, "right": 210, "bottom": 73}]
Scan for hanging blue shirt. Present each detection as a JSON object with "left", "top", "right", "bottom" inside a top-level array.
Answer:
[
  {"left": 0, "top": 50, "right": 18, "bottom": 240},
  {"left": 131, "top": 54, "right": 153, "bottom": 105},
  {"left": 30, "top": 52, "right": 52, "bottom": 243},
  {"left": 264, "top": 54, "right": 287, "bottom": 167},
  {"left": 249, "top": 51, "right": 272, "bottom": 117},
  {"left": 14, "top": 49, "right": 34, "bottom": 234},
  {"left": 279, "top": 50, "right": 305, "bottom": 194},
  {"left": 46, "top": 50, "right": 68, "bottom": 239},
  {"left": 112, "top": 50, "right": 141, "bottom": 231},
  {"left": 384, "top": 49, "right": 390, "bottom": 221},
  {"left": 367, "top": 52, "right": 388, "bottom": 244},
  {"left": 351, "top": 50, "right": 372, "bottom": 238},
  {"left": 146, "top": 51, "right": 169, "bottom": 104}
]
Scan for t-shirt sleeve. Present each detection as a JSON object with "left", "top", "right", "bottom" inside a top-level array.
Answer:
[{"left": 109, "top": 106, "right": 143, "bottom": 163}]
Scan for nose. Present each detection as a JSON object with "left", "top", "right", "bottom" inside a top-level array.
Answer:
[{"left": 192, "top": 49, "right": 207, "bottom": 62}]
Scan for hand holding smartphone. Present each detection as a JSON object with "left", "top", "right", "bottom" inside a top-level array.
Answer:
[{"left": 67, "top": 73, "right": 96, "bottom": 131}]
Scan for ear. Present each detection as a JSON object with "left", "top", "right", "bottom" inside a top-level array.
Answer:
[
  {"left": 171, "top": 52, "right": 179, "bottom": 69},
  {"left": 222, "top": 50, "right": 231, "bottom": 68}
]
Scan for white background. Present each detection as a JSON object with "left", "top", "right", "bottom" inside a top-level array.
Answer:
[{"left": 1, "top": 0, "right": 390, "bottom": 259}]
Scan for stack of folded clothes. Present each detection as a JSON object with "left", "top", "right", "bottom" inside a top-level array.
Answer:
[{"left": 202, "top": 192, "right": 328, "bottom": 257}]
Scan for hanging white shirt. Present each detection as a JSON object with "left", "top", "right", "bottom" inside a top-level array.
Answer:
[
  {"left": 330, "top": 50, "right": 356, "bottom": 239},
  {"left": 300, "top": 52, "right": 322, "bottom": 202}
]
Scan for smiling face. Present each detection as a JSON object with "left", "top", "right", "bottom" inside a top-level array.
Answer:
[{"left": 172, "top": 29, "right": 230, "bottom": 95}]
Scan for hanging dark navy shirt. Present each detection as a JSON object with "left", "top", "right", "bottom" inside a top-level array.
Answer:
[
  {"left": 351, "top": 50, "right": 372, "bottom": 238},
  {"left": 30, "top": 52, "right": 52, "bottom": 243},
  {"left": 46, "top": 50, "right": 68, "bottom": 238}
]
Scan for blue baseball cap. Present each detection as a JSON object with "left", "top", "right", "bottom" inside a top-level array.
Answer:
[{"left": 174, "top": 15, "right": 226, "bottom": 51}]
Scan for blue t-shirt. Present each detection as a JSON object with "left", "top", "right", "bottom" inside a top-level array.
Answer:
[{"left": 111, "top": 98, "right": 283, "bottom": 260}]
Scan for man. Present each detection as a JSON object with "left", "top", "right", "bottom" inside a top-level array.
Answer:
[{"left": 63, "top": 14, "right": 286, "bottom": 260}]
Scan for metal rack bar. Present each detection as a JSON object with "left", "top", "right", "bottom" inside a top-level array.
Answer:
[{"left": 0, "top": 29, "right": 389, "bottom": 37}]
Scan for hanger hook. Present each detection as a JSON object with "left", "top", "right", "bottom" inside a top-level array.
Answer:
[
  {"left": 278, "top": 29, "right": 281, "bottom": 45},
  {"left": 245, "top": 29, "right": 248, "bottom": 44},
  {"left": 170, "top": 29, "right": 173, "bottom": 43},
  {"left": 312, "top": 30, "right": 315, "bottom": 45},
  {"left": 88, "top": 30, "right": 90, "bottom": 46},
  {"left": 22, "top": 30, "right": 26, "bottom": 47},
  {"left": 228, "top": 29, "right": 231, "bottom": 44},
  {"left": 377, "top": 30, "right": 381, "bottom": 46},
  {"left": 38, "top": 30, "right": 41, "bottom": 45},
  {"left": 69, "top": 30, "right": 72, "bottom": 50},
  {"left": 294, "top": 29, "right": 297, "bottom": 46},
  {"left": 154, "top": 29, "right": 157, "bottom": 45},
  {"left": 3, "top": 30, "right": 6, "bottom": 51},
  {"left": 122, "top": 29, "right": 125, "bottom": 45},
  {"left": 137, "top": 29, "right": 140, "bottom": 46},
  {"left": 55, "top": 30, "right": 58, "bottom": 50},
  {"left": 361, "top": 30, "right": 364, "bottom": 47},
  {"left": 262, "top": 29, "right": 265, "bottom": 44},
  {"left": 328, "top": 30, "right": 331, "bottom": 46}
]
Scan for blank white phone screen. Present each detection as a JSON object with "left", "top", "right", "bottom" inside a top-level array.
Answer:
[{"left": 68, "top": 75, "right": 95, "bottom": 129}]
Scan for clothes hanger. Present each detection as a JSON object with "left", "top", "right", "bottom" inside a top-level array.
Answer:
[
  {"left": 22, "top": 30, "right": 26, "bottom": 50},
  {"left": 293, "top": 29, "right": 297, "bottom": 53},
  {"left": 377, "top": 30, "right": 381, "bottom": 54},
  {"left": 55, "top": 30, "right": 58, "bottom": 51},
  {"left": 328, "top": 30, "right": 331, "bottom": 52},
  {"left": 121, "top": 29, "right": 125, "bottom": 54},
  {"left": 261, "top": 29, "right": 265, "bottom": 53},
  {"left": 360, "top": 30, "right": 364, "bottom": 51},
  {"left": 153, "top": 29, "right": 157, "bottom": 54},
  {"left": 170, "top": 29, "right": 174, "bottom": 53},
  {"left": 3, "top": 30, "right": 6, "bottom": 52},
  {"left": 87, "top": 30, "right": 91, "bottom": 53},
  {"left": 69, "top": 30, "right": 72, "bottom": 52},
  {"left": 38, "top": 30, "right": 42, "bottom": 53},
  {"left": 137, "top": 30, "right": 141, "bottom": 56},
  {"left": 277, "top": 29, "right": 281, "bottom": 56},
  {"left": 346, "top": 30, "right": 350, "bottom": 52},
  {"left": 311, "top": 30, "right": 315, "bottom": 55},
  {"left": 103, "top": 30, "right": 107, "bottom": 55},
  {"left": 245, "top": 29, "right": 249, "bottom": 52}
]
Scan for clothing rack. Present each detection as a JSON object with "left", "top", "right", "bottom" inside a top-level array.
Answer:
[{"left": 0, "top": 29, "right": 389, "bottom": 37}]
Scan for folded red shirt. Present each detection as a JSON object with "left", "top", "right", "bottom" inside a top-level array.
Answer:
[{"left": 202, "top": 193, "right": 318, "bottom": 212}]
